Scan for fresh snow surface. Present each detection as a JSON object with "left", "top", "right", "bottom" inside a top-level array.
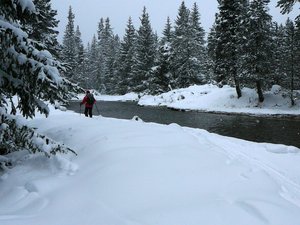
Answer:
[
  {"left": 1, "top": 105, "right": 300, "bottom": 224},
  {"left": 1, "top": 84, "right": 300, "bottom": 224}
]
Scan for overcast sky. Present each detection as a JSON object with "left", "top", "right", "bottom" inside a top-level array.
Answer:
[{"left": 51, "top": 0, "right": 298, "bottom": 45}]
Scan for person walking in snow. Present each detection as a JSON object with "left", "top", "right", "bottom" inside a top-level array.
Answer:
[{"left": 80, "top": 90, "right": 96, "bottom": 118}]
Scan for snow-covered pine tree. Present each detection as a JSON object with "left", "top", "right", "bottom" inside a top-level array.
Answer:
[
  {"left": 23, "top": 0, "right": 60, "bottom": 58},
  {"left": 277, "top": 0, "right": 300, "bottom": 95},
  {"left": 111, "top": 34, "right": 121, "bottom": 94},
  {"left": 80, "top": 42, "right": 90, "bottom": 88},
  {"left": 152, "top": 31, "right": 160, "bottom": 62},
  {"left": 0, "top": 0, "right": 79, "bottom": 156},
  {"left": 189, "top": 2, "right": 207, "bottom": 80},
  {"left": 150, "top": 17, "right": 174, "bottom": 94},
  {"left": 270, "top": 22, "right": 286, "bottom": 86},
  {"left": 235, "top": 0, "right": 251, "bottom": 87},
  {"left": 116, "top": 17, "right": 136, "bottom": 94},
  {"left": 171, "top": 1, "right": 207, "bottom": 88},
  {"left": 214, "top": 0, "right": 234, "bottom": 84},
  {"left": 85, "top": 35, "right": 99, "bottom": 89},
  {"left": 73, "top": 25, "right": 86, "bottom": 86},
  {"left": 214, "top": 0, "right": 248, "bottom": 98},
  {"left": 61, "top": 6, "right": 77, "bottom": 81},
  {"left": 74, "top": 25, "right": 84, "bottom": 63},
  {"left": 207, "top": 22, "right": 218, "bottom": 81},
  {"left": 95, "top": 18, "right": 105, "bottom": 91},
  {"left": 97, "top": 17, "right": 105, "bottom": 41},
  {"left": 102, "top": 18, "right": 119, "bottom": 94},
  {"left": 283, "top": 18, "right": 297, "bottom": 105},
  {"left": 131, "top": 7, "right": 156, "bottom": 93},
  {"left": 161, "top": 16, "right": 173, "bottom": 43},
  {"left": 171, "top": 1, "right": 191, "bottom": 88},
  {"left": 295, "top": 17, "right": 300, "bottom": 90},
  {"left": 242, "top": 0, "right": 273, "bottom": 102}
]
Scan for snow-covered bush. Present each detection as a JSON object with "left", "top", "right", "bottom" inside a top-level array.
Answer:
[
  {"left": 271, "top": 85, "right": 282, "bottom": 95},
  {"left": 0, "top": 114, "right": 76, "bottom": 157}
]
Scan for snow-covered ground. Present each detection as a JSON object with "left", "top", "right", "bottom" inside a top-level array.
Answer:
[{"left": 1, "top": 85, "right": 300, "bottom": 225}]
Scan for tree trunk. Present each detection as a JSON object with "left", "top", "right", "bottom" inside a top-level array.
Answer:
[
  {"left": 256, "top": 80, "right": 264, "bottom": 102},
  {"left": 290, "top": 76, "right": 295, "bottom": 106},
  {"left": 291, "top": 92, "right": 295, "bottom": 106},
  {"left": 234, "top": 78, "right": 242, "bottom": 98},
  {"left": 290, "top": 33, "right": 295, "bottom": 106}
]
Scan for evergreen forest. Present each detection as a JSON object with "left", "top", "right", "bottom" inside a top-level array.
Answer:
[{"left": 61, "top": 0, "right": 300, "bottom": 104}]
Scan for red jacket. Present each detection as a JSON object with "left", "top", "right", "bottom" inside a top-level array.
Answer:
[{"left": 81, "top": 95, "right": 96, "bottom": 108}]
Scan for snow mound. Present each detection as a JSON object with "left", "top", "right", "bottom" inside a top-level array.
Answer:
[{"left": 131, "top": 115, "right": 143, "bottom": 122}]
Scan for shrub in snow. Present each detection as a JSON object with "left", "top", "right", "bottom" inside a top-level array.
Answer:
[{"left": 0, "top": 114, "right": 76, "bottom": 157}]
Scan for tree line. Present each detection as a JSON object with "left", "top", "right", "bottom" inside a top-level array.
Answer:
[{"left": 61, "top": 0, "right": 300, "bottom": 105}]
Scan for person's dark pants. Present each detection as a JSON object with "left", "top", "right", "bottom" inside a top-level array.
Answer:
[{"left": 84, "top": 107, "right": 93, "bottom": 118}]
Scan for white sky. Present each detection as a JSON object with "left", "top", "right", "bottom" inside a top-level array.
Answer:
[{"left": 51, "top": 0, "right": 298, "bottom": 45}]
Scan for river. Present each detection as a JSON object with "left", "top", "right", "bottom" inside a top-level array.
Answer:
[{"left": 67, "top": 101, "right": 300, "bottom": 148}]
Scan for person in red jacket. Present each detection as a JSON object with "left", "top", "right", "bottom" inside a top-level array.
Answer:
[{"left": 80, "top": 90, "right": 96, "bottom": 117}]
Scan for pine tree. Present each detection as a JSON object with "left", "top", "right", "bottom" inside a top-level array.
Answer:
[
  {"left": 171, "top": 1, "right": 207, "bottom": 88},
  {"left": 242, "top": 0, "right": 273, "bottom": 102},
  {"left": 111, "top": 34, "right": 121, "bottom": 94},
  {"left": 131, "top": 7, "right": 156, "bottom": 93},
  {"left": 81, "top": 42, "right": 91, "bottom": 88},
  {"left": 151, "top": 17, "right": 174, "bottom": 94},
  {"left": 73, "top": 25, "right": 86, "bottom": 86},
  {"left": 90, "top": 17, "right": 120, "bottom": 94},
  {"left": 116, "top": 17, "right": 136, "bottom": 94},
  {"left": 0, "top": 0, "right": 79, "bottom": 156},
  {"left": 270, "top": 22, "right": 286, "bottom": 85},
  {"left": 102, "top": 18, "right": 114, "bottom": 93},
  {"left": 207, "top": 22, "right": 218, "bottom": 81},
  {"left": 188, "top": 2, "right": 207, "bottom": 83},
  {"left": 276, "top": 0, "right": 300, "bottom": 102},
  {"left": 61, "top": 6, "right": 77, "bottom": 81},
  {"left": 214, "top": 0, "right": 248, "bottom": 98},
  {"left": 295, "top": 17, "right": 300, "bottom": 90},
  {"left": 161, "top": 16, "right": 173, "bottom": 43},
  {"left": 23, "top": 0, "right": 60, "bottom": 58},
  {"left": 86, "top": 35, "right": 99, "bottom": 89},
  {"left": 284, "top": 18, "right": 297, "bottom": 105},
  {"left": 95, "top": 18, "right": 105, "bottom": 91},
  {"left": 171, "top": 1, "right": 190, "bottom": 88}
]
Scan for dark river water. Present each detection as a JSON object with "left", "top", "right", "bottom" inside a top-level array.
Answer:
[{"left": 68, "top": 101, "right": 300, "bottom": 148}]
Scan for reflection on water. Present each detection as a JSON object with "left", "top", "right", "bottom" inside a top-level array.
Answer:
[{"left": 68, "top": 101, "right": 300, "bottom": 148}]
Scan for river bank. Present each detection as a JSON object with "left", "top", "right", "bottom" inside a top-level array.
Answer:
[{"left": 78, "top": 84, "right": 300, "bottom": 117}]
